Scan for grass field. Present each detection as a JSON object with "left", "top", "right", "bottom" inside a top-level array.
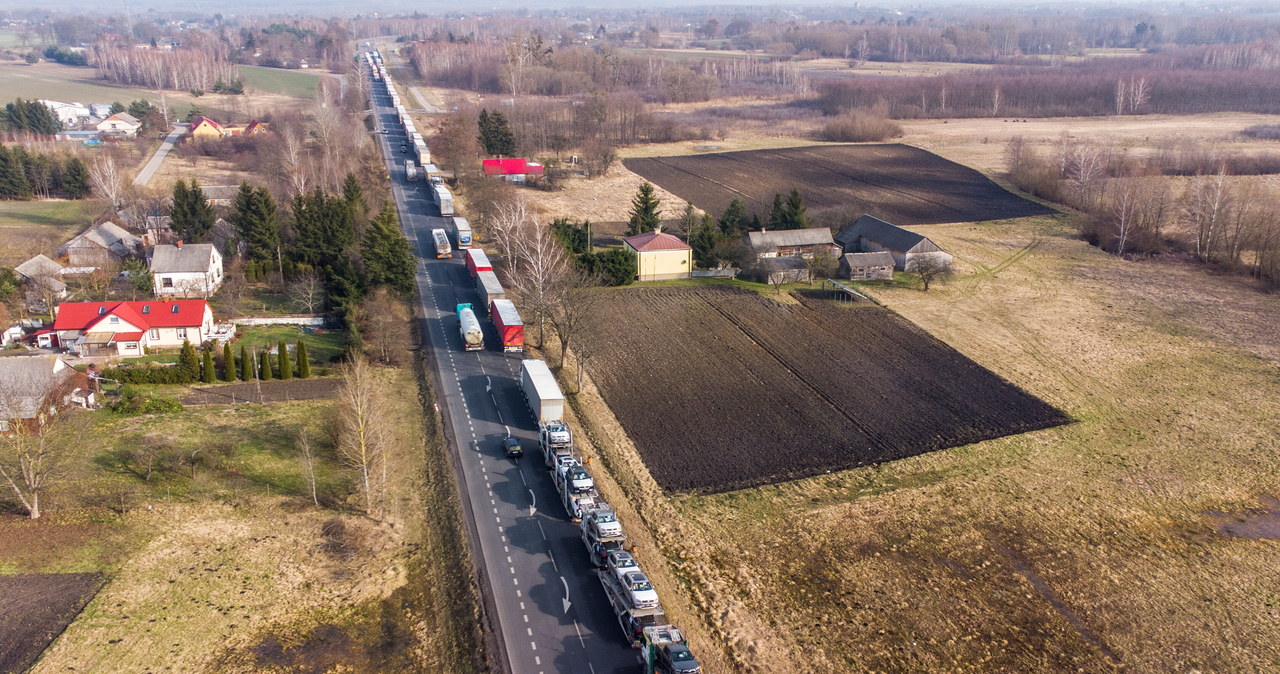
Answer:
[
  {"left": 566, "top": 211, "right": 1280, "bottom": 670},
  {"left": 0, "top": 199, "right": 99, "bottom": 266},
  {"left": 0, "top": 62, "right": 156, "bottom": 107},
  {"left": 0, "top": 29, "right": 47, "bottom": 49},
  {"left": 234, "top": 325, "right": 346, "bottom": 366},
  {"left": 238, "top": 66, "right": 322, "bottom": 99}
]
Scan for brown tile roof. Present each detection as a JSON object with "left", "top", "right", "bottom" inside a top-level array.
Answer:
[{"left": 624, "top": 230, "right": 691, "bottom": 252}]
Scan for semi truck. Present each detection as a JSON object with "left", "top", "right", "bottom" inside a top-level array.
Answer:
[
  {"left": 452, "top": 217, "right": 473, "bottom": 248},
  {"left": 598, "top": 568, "right": 668, "bottom": 648},
  {"left": 476, "top": 270, "right": 505, "bottom": 309},
  {"left": 642, "top": 626, "right": 703, "bottom": 674},
  {"left": 465, "top": 248, "right": 492, "bottom": 278},
  {"left": 520, "top": 359, "right": 564, "bottom": 423},
  {"left": 416, "top": 143, "right": 431, "bottom": 166},
  {"left": 457, "top": 303, "right": 483, "bottom": 351},
  {"left": 489, "top": 299, "right": 524, "bottom": 352},
  {"left": 432, "top": 228, "right": 452, "bottom": 259},
  {"left": 404, "top": 159, "right": 417, "bottom": 181}
]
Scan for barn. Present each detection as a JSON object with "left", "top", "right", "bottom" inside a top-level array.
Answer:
[
  {"left": 835, "top": 215, "right": 952, "bottom": 272},
  {"left": 839, "top": 252, "right": 895, "bottom": 280},
  {"left": 745, "top": 228, "right": 841, "bottom": 260}
]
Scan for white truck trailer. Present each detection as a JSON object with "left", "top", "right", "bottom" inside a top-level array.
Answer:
[
  {"left": 457, "top": 303, "right": 483, "bottom": 351},
  {"left": 435, "top": 185, "right": 455, "bottom": 216},
  {"left": 452, "top": 217, "right": 472, "bottom": 248},
  {"left": 475, "top": 270, "right": 505, "bottom": 310},
  {"left": 520, "top": 359, "right": 564, "bottom": 423}
]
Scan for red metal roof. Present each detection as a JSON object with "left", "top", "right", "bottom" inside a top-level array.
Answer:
[
  {"left": 54, "top": 300, "right": 210, "bottom": 331},
  {"left": 482, "top": 158, "right": 543, "bottom": 175},
  {"left": 111, "top": 331, "right": 145, "bottom": 342},
  {"left": 624, "top": 230, "right": 691, "bottom": 252}
]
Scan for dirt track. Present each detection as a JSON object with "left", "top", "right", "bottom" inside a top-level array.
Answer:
[
  {"left": 623, "top": 143, "right": 1054, "bottom": 225},
  {"left": 0, "top": 573, "right": 103, "bottom": 673}
]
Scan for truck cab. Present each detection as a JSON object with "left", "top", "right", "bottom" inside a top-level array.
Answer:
[{"left": 655, "top": 643, "right": 702, "bottom": 674}]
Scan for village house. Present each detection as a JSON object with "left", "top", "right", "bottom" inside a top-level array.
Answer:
[
  {"left": 0, "top": 355, "right": 93, "bottom": 434},
  {"left": 96, "top": 112, "right": 141, "bottom": 137},
  {"left": 835, "top": 214, "right": 953, "bottom": 272},
  {"left": 51, "top": 299, "right": 215, "bottom": 356},
  {"left": 482, "top": 158, "right": 544, "bottom": 184},
  {"left": 56, "top": 221, "right": 143, "bottom": 268},
  {"left": 150, "top": 241, "right": 223, "bottom": 298},
  {"left": 746, "top": 228, "right": 842, "bottom": 260},
  {"left": 623, "top": 229, "right": 692, "bottom": 282},
  {"left": 187, "top": 116, "right": 226, "bottom": 140},
  {"left": 839, "top": 251, "right": 896, "bottom": 281}
]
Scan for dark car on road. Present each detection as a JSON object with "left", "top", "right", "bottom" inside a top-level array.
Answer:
[{"left": 502, "top": 436, "right": 523, "bottom": 459}]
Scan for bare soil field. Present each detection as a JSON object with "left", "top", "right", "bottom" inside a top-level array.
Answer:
[
  {"left": 577, "top": 213, "right": 1280, "bottom": 672},
  {"left": 180, "top": 377, "right": 341, "bottom": 405},
  {"left": 0, "top": 573, "right": 103, "bottom": 674},
  {"left": 577, "top": 285, "right": 1066, "bottom": 493},
  {"left": 623, "top": 144, "right": 1055, "bottom": 225}
]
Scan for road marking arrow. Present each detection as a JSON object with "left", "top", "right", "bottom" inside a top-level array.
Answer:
[
  {"left": 528, "top": 489, "right": 536, "bottom": 517},
  {"left": 561, "top": 576, "right": 571, "bottom": 614}
]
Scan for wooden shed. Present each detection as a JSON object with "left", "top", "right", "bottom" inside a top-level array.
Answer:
[
  {"left": 835, "top": 214, "right": 952, "bottom": 272},
  {"left": 839, "top": 252, "right": 895, "bottom": 280},
  {"left": 745, "top": 228, "right": 841, "bottom": 260}
]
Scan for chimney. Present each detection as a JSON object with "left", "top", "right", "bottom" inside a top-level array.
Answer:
[{"left": 176, "top": 240, "right": 183, "bottom": 249}]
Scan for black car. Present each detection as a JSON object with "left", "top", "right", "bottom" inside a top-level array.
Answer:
[
  {"left": 502, "top": 437, "right": 523, "bottom": 459},
  {"left": 656, "top": 644, "right": 701, "bottom": 674}
]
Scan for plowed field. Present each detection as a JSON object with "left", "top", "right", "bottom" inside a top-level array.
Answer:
[
  {"left": 0, "top": 573, "right": 103, "bottom": 673},
  {"left": 622, "top": 144, "right": 1054, "bottom": 225},
  {"left": 579, "top": 286, "right": 1068, "bottom": 493}
]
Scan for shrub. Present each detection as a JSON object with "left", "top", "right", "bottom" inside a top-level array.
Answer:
[
  {"left": 101, "top": 364, "right": 194, "bottom": 385},
  {"left": 819, "top": 108, "right": 904, "bottom": 143},
  {"left": 108, "top": 388, "right": 184, "bottom": 416}
]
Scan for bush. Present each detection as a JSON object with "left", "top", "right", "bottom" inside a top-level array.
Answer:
[
  {"left": 102, "top": 364, "right": 194, "bottom": 385},
  {"left": 108, "top": 388, "right": 184, "bottom": 416},
  {"left": 819, "top": 109, "right": 904, "bottom": 143}
]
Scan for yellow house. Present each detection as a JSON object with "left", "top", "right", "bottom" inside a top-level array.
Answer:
[
  {"left": 187, "top": 116, "right": 226, "bottom": 141},
  {"left": 623, "top": 229, "right": 692, "bottom": 282}
]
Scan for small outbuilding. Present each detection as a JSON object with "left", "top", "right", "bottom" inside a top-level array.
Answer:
[
  {"left": 623, "top": 229, "right": 692, "bottom": 282},
  {"left": 57, "top": 221, "right": 143, "bottom": 268},
  {"left": 746, "top": 228, "right": 841, "bottom": 260},
  {"left": 839, "top": 251, "right": 896, "bottom": 281},
  {"left": 835, "top": 214, "right": 952, "bottom": 272},
  {"left": 746, "top": 256, "right": 810, "bottom": 285}
]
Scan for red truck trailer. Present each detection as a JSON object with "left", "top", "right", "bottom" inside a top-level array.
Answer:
[
  {"left": 489, "top": 298, "right": 525, "bottom": 352},
  {"left": 465, "top": 248, "right": 492, "bottom": 278}
]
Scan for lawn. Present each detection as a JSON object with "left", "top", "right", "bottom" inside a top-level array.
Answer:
[
  {"left": 238, "top": 66, "right": 322, "bottom": 99},
  {"left": 234, "top": 324, "right": 346, "bottom": 366},
  {"left": 0, "top": 200, "right": 99, "bottom": 266},
  {"left": 0, "top": 29, "right": 47, "bottom": 49}
]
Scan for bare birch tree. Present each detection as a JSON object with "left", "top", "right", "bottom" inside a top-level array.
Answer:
[
  {"left": 1184, "top": 167, "right": 1232, "bottom": 262},
  {"left": 0, "top": 371, "right": 80, "bottom": 520},
  {"left": 487, "top": 195, "right": 535, "bottom": 262},
  {"left": 506, "top": 218, "right": 571, "bottom": 347},
  {"left": 89, "top": 153, "right": 127, "bottom": 211},
  {"left": 298, "top": 428, "right": 319, "bottom": 507},
  {"left": 288, "top": 269, "right": 324, "bottom": 314},
  {"left": 336, "top": 356, "right": 387, "bottom": 518}
]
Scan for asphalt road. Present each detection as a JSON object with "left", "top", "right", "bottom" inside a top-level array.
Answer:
[
  {"left": 132, "top": 123, "right": 187, "bottom": 187},
  {"left": 369, "top": 71, "right": 643, "bottom": 674}
]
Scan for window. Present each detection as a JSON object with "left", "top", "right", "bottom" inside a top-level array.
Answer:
[
  {"left": 123, "top": 342, "right": 138, "bottom": 350},
  {"left": 98, "top": 306, "right": 106, "bottom": 315},
  {"left": 148, "top": 329, "right": 159, "bottom": 340},
  {"left": 171, "top": 304, "right": 180, "bottom": 314},
  {"left": 108, "top": 316, "right": 119, "bottom": 324},
  {"left": 142, "top": 305, "right": 150, "bottom": 314},
  {"left": 176, "top": 328, "right": 187, "bottom": 339},
  {"left": 162, "top": 277, "right": 174, "bottom": 288}
]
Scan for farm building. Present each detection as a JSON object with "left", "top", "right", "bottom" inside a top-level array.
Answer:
[
  {"left": 482, "top": 158, "right": 544, "bottom": 184},
  {"left": 835, "top": 215, "right": 952, "bottom": 272},
  {"left": 839, "top": 252, "right": 895, "bottom": 281},
  {"left": 623, "top": 230, "right": 692, "bottom": 282},
  {"left": 57, "top": 221, "right": 143, "bottom": 268},
  {"left": 0, "top": 355, "right": 92, "bottom": 435},
  {"left": 187, "top": 116, "right": 226, "bottom": 141},
  {"left": 96, "top": 112, "right": 141, "bottom": 137},
  {"left": 746, "top": 257, "right": 810, "bottom": 285},
  {"left": 746, "top": 228, "right": 841, "bottom": 260}
]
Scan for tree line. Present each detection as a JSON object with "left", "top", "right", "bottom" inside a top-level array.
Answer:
[
  {"left": 92, "top": 42, "right": 239, "bottom": 93},
  {"left": 0, "top": 146, "right": 90, "bottom": 200}
]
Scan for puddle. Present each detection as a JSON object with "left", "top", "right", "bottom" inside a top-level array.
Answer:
[{"left": 1208, "top": 495, "right": 1280, "bottom": 541}]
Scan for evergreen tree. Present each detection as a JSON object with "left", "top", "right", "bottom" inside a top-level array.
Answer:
[
  {"left": 240, "top": 344, "right": 252, "bottom": 380},
  {"left": 223, "top": 342, "right": 235, "bottom": 381},
  {"left": 63, "top": 157, "right": 89, "bottom": 198},
  {"left": 550, "top": 218, "right": 591, "bottom": 254},
  {"left": 579, "top": 248, "right": 636, "bottom": 286},
  {"left": 277, "top": 340, "right": 292, "bottom": 379},
  {"left": 2, "top": 99, "right": 61, "bottom": 135},
  {"left": 477, "top": 108, "right": 516, "bottom": 157},
  {"left": 179, "top": 340, "right": 199, "bottom": 378},
  {"left": 768, "top": 193, "right": 785, "bottom": 230},
  {"left": 689, "top": 213, "right": 722, "bottom": 268},
  {"left": 362, "top": 201, "right": 417, "bottom": 295},
  {"left": 625, "top": 182, "right": 662, "bottom": 236},
  {"left": 342, "top": 173, "right": 367, "bottom": 219},
  {"left": 679, "top": 202, "right": 699, "bottom": 235},
  {"left": 782, "top": 188, "right": 809, "bottom": 229},
  {"left": 171, "top": 179, "right": 216, "bottom": 241},
  {"left": 230, "top": 183, "right": 280, "bottom": 262},
  {"left": 108, "top": 101, "right": 126, "bottom": 115},
  {"left": 324, "top": 256, "right": 365, "bottom": 312},
  {"left": 201, "top": 349, "right": 215, "bottom": 383},
  {"left": 291, "top": 189, "right": 356, "bottom": 265},
  {"left": 718, "top": 198, "right": 748, "bottom": 237},
  {"left": 296, "top": 341, "right": 311, "bottom": 378},
  {"left": 258, "top": 350, "right": 272, "bottom": 380},
  {"left": 0, "top": 146, "right": 33, "bottom": 199}
]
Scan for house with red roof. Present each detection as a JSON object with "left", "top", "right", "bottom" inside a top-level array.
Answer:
[
  {"left": 188, "top": 116, "right": 226, "bottom": 141},
  {"left": 51, "top": 299, "right": 215, "bottom": 357},
  {"left": 623, "top": 228, "right": 692, "bottom": 282},
  {"left": 482, "top": 158, "right": 544, "bottom": 184}
]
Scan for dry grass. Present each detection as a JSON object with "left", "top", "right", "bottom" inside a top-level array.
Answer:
[{"left": 569, "top": 212, "right": 1280, "bottom": 671}]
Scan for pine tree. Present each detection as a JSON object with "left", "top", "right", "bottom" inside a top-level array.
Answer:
[
  {"left": 108, "top": 101, "right": 126, "bottom": 115},
  {"left": 476, "top": 109, "right": 491, "bottom": 153},
  {"left": 201, "top": 349, "right": 215, "bottom": 383},
  {"left": 362, "top": 201, "right": 416, "bottom": 295},
  {"left": 240, "top": 344, "right": 252, "bottom": 380},
  {"left": 679, "top": 202, "right": 699, "bottom": 235},
  {"left": 477, "top": 109, "right": 516, "bottom": 157},
  {"left": 258, "top": 350, "right": 272, "bottom": 380},
  {"left": 223, "top": 342, "right": 235, "bottom": 381},
  {"left": 0, "top": 146, "right": 33, "bottom": 199},
  {"left": 625, "top": 182, "right": 662, "bottom": 236},
  {"left": 291, "top": 189, "right": 355, "bottom": 265},
  {"left": 296, "top": 341, "right": 311, "bottom": 378},
  {"left": 179, "top": 340, "right": 199, "bottom": 378},
  {"left": 63, "top": 157, "right": 89, "bottom": 198},
  {"left": 782, "top": 188, "right": 809, "bottom": 229},
  {"left": 277, "top": 340, "right": 292, "bottom": 379},
  {"left": 768, "top": 193, "right": 785, "bottom": 230},
  {"left": 231, "top": 183, "right": 280, "bottom": 263},
  {"left": 689, "top": 212, "right": 722, "bottom": 268},
  {"left": 342, "top": 173, "right": 367, "bottom": 219},
  {"left": 718, "top": 198, "right": 747, "bottom": 237},
  {"left": 171, "top": 179, "right": 216, "bottom": 241}
]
